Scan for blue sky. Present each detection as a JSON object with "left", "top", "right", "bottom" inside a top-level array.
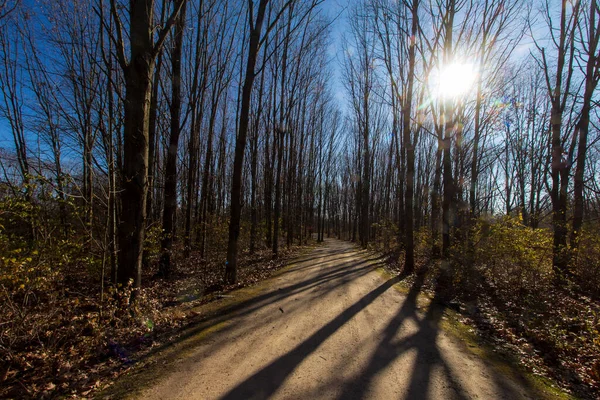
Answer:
[
  {"left": 323, "top": 0, "right": 351, "bottom": 109},
  {"left": 0, "top": 0, "right": 352, "bottom": 153}
]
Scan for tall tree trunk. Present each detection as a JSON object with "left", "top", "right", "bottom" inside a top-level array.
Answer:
[
  {"left": 273, "top": 128, "right": 285, "bottom": 256},
  {"left": 264, "top": 129, "right": 273, "bottom": 247},
  {"left": 470, "top": 56, "right": 485, "bottom": 218},
  {"left": 403, "top": 0, "right": 418, "bottom": 274},
  {"left": 431, "top": 137, "right": 442, "bottom": 257},
  {"left": 159, "top": 1, "right": 187, "bottom": 278},
  {"left": 249, "top": 126, "right": 259, "bottom": 253},
  {"left": 249, "top": 44, "right": 268, "bottom": 253},
  {"left": 441, "top": 0, "right": 456, "bottom": 260},
  {"left": 182, "top": 0, "right": 207, "bottom": 257},
  {"left": 544, "top": 0, "right": 579, "bottom": 280},
  {"left": 117, "top": 2, "right": 155, "bottom": 287},
  {"left": 441, "top": 110, "right": 455, "bottom": 258},
  {"left": 141, "top": 48, "right": 162, "bottom": 269},
  {"left": 571, "top": 0, "right": 599, "bottom": 254},
  {"left": 200, "top": 97, "right": 221, "bottom": 258},
  {"left": 146, "top": 5, "right": 167, "bottom": 226},
  {"left": 116, "top": 0, "right": 184, "bottom": 288},
  {"left": 226, "top": 0, "right": 269, "bottom": 284}
]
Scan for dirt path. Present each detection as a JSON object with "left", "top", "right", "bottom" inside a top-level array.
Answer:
[{"left": 114, "top": 239, "right": 549, "bottom": 399}]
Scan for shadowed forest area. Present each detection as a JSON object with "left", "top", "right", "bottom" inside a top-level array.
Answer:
[{"left": 0, "top": 0, "right": 599, "bottom": 398}]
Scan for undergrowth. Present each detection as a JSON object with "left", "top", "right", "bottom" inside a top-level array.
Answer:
[
  {"left": 0, "top": 186, "right": 309, "bottom": 399},
  {"left": 372, "top": 216, "right": 600, "bottom": 399}
]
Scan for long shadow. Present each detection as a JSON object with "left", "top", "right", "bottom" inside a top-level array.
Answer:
[
  {"left": 197, "top": 252, "right": 385, "bottom": 325},
  {"left": 100, "top": 246, "right": 386, "bottom": 399},
  {"left": 403, "top": 289, "right": 470, "bottom": 400},
  {"left": 219, "top": 276, "right": 401, "bottom": 400},
  {"left": 287, "top": 253, "right": 366, "bottom": 273},
  {"left": 336, "top": 273, "right": 527, "bottom": 400},
  {"left": 179, "top": 259, "right": 381, "bottom": 361},
  {"left": 128, "top": 241, "right": 540, "bottom": 400},
  {"left": 292, "top": 248, "right": 353, "bottom": 265},
  {"left": 131, "top": 254, "right": 382, "bottom": 367},
  {"left": 334, "top": 272, "right": 451, "bottom": 399},
  {"left": 335, "top": 273, "right": 472, "bottom": 399},
  {"left": 199, "top": 257, "right": 379, "bottom": 326},
  {"left": 286, "top": 253, "right": 383, "bottom": 276}
]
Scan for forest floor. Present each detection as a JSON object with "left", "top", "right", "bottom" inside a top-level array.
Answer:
[
  {"left": 99, "top": 239, "right": 566, "bottom": 400},
  {"left": 0, "top": 239, "right": 310, "bottom": 399}
]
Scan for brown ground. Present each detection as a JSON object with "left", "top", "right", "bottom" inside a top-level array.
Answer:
[{"left": 103, "top": 239, "right": 561, "bottom": 400}]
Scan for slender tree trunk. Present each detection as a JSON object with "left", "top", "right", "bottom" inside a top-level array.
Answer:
[
  {"left": 431, "top": 139, "right": 442, "bottom": 257},
  {"left": 249, "top": 126, "right": 259, "bottom": 253},
  {"left": 264, "top": 130, "right": 273, "bottom": 247},
  {"left": 146, "top": 5, "right": 166, "bottom": 226},
  {"left": 571, "top": 0, "right": 599, "bottom": 254},
  {"left": 470, "top": 61, "right": 484, "bottom": 218},
  {"left": 226, "top": 0, "right": 269, "bottom": 284},
  {"left": 544, "top": 0, "right": 579, "bottom": 281},
  {"left": 249, "top": 45, "right": 268, "bottom": 253},
  {"left": 199, "top": 98, "right": 220, "bottom": 258},
  {"left": 116, "top": 0, "right": 184, "bottom": 288},
  {"left": 441, "top": 0, "right": 456, "bottom": 260},
  {"left": 159, "top": 2, "right": 187, "bottom": 278},
  {"left": 403, "top": 0, "right": 418, "bottom": 274},
  {"left": 441, "top": 111, "right": 455, "bottom": 258},
  {"left": 273, "top": 128, "right": 285, "bottom": 256}
]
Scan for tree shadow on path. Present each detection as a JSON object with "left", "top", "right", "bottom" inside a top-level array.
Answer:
[
  {"left": 335, "top": 273, "right": 470, "bottom": 399},
  {"left": 335, "top": 272, "right": 530, "bottom": 400},
  {"left": 219, "top": 276, "right": 401, "bottom": 400},
  {"left": 220, "top": 269, "right": 530, "bottom": 400}
]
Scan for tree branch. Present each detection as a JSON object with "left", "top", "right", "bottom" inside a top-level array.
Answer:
[{"left": 152, "top": 0, "right": 187, "bottom": 60}]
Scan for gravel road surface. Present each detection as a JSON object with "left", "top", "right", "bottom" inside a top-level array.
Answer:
[{"left": 128, "top": 239, "right": 541, "bottom": 400}]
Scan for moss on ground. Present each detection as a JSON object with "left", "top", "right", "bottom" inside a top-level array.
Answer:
[
  {"left": 96, "top": 246, "right": 316, "bottom": 399},
  {"left": 374, "top": 263, "right": 575, "bottom": 400},
  {"left": 99, "top": 243, "right": 572, "bottom": 400}
]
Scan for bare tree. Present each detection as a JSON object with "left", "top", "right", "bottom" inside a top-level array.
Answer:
[
  {"left": 571, "top": 0, "right": 600, "bottom": 254},
  {"left": 533, "top": 0, "right": 581, "bottom": 279},
  {"left": 159, "top": 0, "right": 187, "bottom": 277},
  {"left": 0, "top": 0, "right": 19, "bottom": 21},
  {"left": 343, "top": 1, "right": 378, "bottom": 249},
  {"left": 0, "top": 16, "right": 28, "bottom": 185},
  {"left": 109, "top": 0, "right": 186, "bottom": 288},
  {"left": 225, "top": 0, "right": 323, "bottom": 283}
]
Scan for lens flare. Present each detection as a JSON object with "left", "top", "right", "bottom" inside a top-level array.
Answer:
[{"left": 431, "top": 63, "right": 477, "bottom": 99}]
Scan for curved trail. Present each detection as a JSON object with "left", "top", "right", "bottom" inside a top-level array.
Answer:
[{"left": 130, "top": 239, "right": 539, "bottom": 399}]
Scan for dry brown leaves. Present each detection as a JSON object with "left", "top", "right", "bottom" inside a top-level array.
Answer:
[{"left": 0, "top": 242, "right": 311, "bottom": 399}]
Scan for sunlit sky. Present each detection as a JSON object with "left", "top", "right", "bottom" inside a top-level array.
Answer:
[
  {"left": 0, "top": 0, "right": 352, "bottom": 152},
  {"left": 323, "top": 0, "right": 351, "bottom": 107},
  {"left": 0, "top": 0, "right": 555, "bottom": 154}
]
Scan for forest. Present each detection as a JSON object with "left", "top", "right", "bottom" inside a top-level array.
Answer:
[{"left": 0, "top": 0, "right": 599, "bottom": 398}]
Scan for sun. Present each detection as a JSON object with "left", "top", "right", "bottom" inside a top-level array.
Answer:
[{"left": 431, "top": 62, "right": 477, "bottom": 99}]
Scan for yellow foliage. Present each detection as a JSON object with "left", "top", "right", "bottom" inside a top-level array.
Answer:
[
  {"left": 473, "top": 215, "right": 553, "bottom": 295},
  {"left": 573, "top": 229, "right": 600, "bottom": 294}
]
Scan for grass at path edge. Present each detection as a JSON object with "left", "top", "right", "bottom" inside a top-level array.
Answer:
[
  {"left": 95, "top": 245, "right": 318, "bottom": 399},
  {"left": 98, "top": 241, "right": 574, "bottom": 400}
]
